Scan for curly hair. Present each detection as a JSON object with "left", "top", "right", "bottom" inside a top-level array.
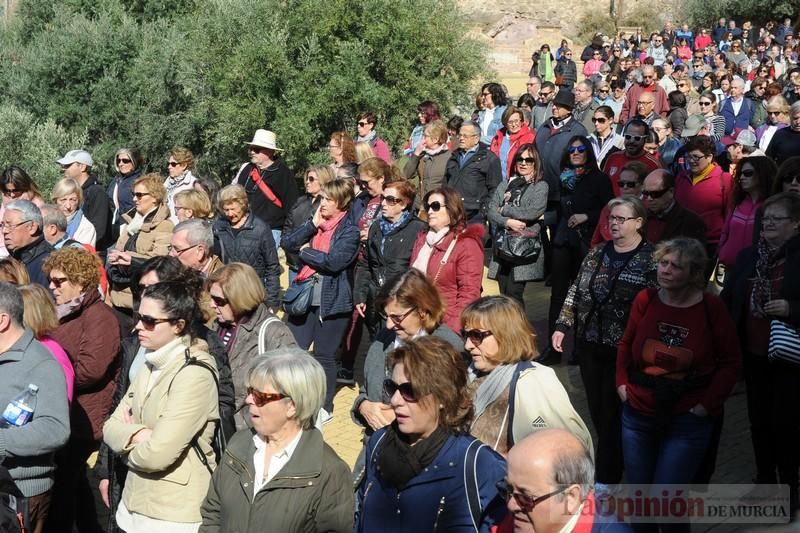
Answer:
[
  {"left": 42, "top": 247, "right": 100, "bottom": 290},
  {"left": 387, "top": 336, "right": 472, "bottom": 434},
  {"left": 133, "top": 173, "right": 167, "bottom": 204}
]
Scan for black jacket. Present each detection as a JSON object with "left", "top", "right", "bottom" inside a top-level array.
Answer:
[
  {"left": 721, "top": 235, "right": 800, "bottom": 328},
  {"left": 81, "top": 175, "right": 112, "bottom": 252},
  {"left": 353, "top": 214, "right": 427, "bottom": 304},
  {"left": 11, "top": 236, "right": 53, "bottom": 287},
  {"left": 234, "top": 161, "right": 298, "bottom": 229},
  {"left": 553, "top": 168, "right": 614, "bottom": 248},
  {"left": 281, "top": 194, "right": 320, "bottom": 271},
  {"left": 535, "top": 117, "right": 589, "bottom": 202},
  {"left": 444, "top": 144, "right": 502, "bottom": 215},
  {"left": 215, "top": 214, "right": 281, "bottom": 309}
]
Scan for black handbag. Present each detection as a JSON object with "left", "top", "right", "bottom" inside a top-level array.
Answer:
[
  {"left": 282, "top": 276, "right": 316, "bottom": 316},
  {"left": 495, "top": 228, "right": 542, "bottom": 264}
]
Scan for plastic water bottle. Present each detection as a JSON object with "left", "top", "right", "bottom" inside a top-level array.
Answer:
[{"left": 1, "top": 384, "right": 38, "bottom": 427}]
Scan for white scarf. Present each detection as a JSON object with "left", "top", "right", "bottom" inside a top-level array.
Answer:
[
  {"left": 411, "top": 227, "right": 449, "bottom": 273},
  {"left": 125, "top": 206, "right": 157, "bottom": 236}
]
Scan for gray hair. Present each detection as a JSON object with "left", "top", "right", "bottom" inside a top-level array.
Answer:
[
  {"left": 790, "top": 101, "right": 800, "bottom": 116},
  {"left": 0, "top": 281, "right": 24, "bottom": 327},
  {"left": 552, "top": 441, "right": 595, "bottom": 500},
  {"left": 246, "top": 348, "right": 325, "bottom": 430},
  {"left": 40, "top": 204, "right": 67, "bottom": 233},
  {"left": 630, "top": 68, "right": 644, "bottom": 84},
  {"left": 5, "top": 200, "right": 43, "bottom": 233},
  {"left": 460, "top": 120, "right": 480, "bottom": 136},
  {"left": 173, "top": 218, "right": 214, "bottom": 251}
]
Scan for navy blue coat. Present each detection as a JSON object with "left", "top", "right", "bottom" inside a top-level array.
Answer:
[
  {"left": 281, "top": 216, "right": 360, "bottom": 319},
  {"left": 355, "top": 427, "right": 507, "bottom": 532}
]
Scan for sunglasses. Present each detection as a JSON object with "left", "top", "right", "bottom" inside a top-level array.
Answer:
[
  {"left": 740, "top": 169, "right": 756, "bottom": 178},
  {"left": 2, "top": 188, "right": 25, "bottom": 198},
  {"left": 167, "top": 161, "right": 180, "bottom": 167},
  {"left": 117, "top": 158, "right": 132, "bottom": 164},
  {"left": 781, "top": 175, "right": 800, "bottom": 184},
  {"left": 496, "top": 479, "right": 565, "bottom": 512},
  {"left": 598, "top": 88, "right": 610, "bottom": 93},
  {"left": 380, "top": 194, "right": 404, "bottom": 206},
  {"left": 538, "top": 91, "right": 553, "bottom": 97},
  {"left": 383, "top": 379, "right": 417, "bottom": 403},
  {"left": 641, "top": 189, "right": 669, "bottom": 199},
  {"left": 699, "top": 101, "right": 712, "bottom": 107},
  {"left": 305, "top": 174, "right": 316, "bottom": 182},
  {"left": 357, "top": 121, "right": 370, "bottom": 127},
  {"left": 133, "top": 312, "right": 174, "bottom": 330},
  {"left": 424, "top": 201, "right": 443, "bottom": 212},
  {"left": 624, "top": 134, "right": 645, "bottom": 142},
  {"left": 210, "top": 294, "right": 229, "bottom": 307},
  {"left": 247, "top": 387, "right": 288, "bottom": 407},
  {"left": 378, "top": 307, "right": 416, "bottom": 326},
  {"left": 768, "top": 111, "right": 782, "bottom": 116},
  {"left": 567, "top": 145, "right": 586, "bottom": 154},
  {"left": 592, "top": 117, "right": 608, "bottom": 123},
  {"left": 132, "top": 192, "right": 151, "bottom": 199},
  {"left": 461, "top": 328, "right": 493, "bottom": 345},
  {"left": 517, "top": 157, "right": 536, "bottom": 164},
  {"left": 618, "top": 180, "right": 639, "bottom": 189},
  {"left": 49, "top": 276, "right": 69, "bottom": 288}
]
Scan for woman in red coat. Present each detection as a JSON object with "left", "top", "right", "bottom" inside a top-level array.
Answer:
[
  {"left": 410, "top": 187, "right": 484, "bottom": 333},
  {"left": 490, "top": 106, "right": 536, "bottom": 181}
]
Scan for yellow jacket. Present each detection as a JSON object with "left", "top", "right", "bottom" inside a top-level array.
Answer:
[{"left": 103, "top": 337, "right": 218, "bottom": 523}]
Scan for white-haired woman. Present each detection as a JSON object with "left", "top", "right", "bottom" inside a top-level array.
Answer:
[
  {"left": 200, "top": 349, "right": 354, "bottom": 532},
  {"left": 51, "top": 177, "right": 97, "bottom": 246}
]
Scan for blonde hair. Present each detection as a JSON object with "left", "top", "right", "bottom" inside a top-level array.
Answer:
[
  {"left": 355, "top": 142, "right": 375, "bottom": 164},
  {"left": 305, "top": 165, "right": 335, "bottom": 187},
  {"left": 50, "top": 178, "right": 83, "bottom": 204},
  {"left": 461, "top": 295, "right": 538, "bottom": 364},
  {"left": 169, "top": 147, "right": 194, "bottom": 170},
  {"left": 133, "top": 173, "right": 167, "bottom": 203},
  {"left": 173, "top": 189, "right": 213, "bottom": 220},
  {"left": 320, "top": 178, "right": 355, "bottom": 210},
  {"left": 0, "top": 257, "right": 30, "bottom": 285},
  {"left": 207, "top": 263, "right": 266, "bottom": 317},
  {"left": 217, "top": 184, "right": 249, "bottom": 212},
  {"left": 19, "top": 284, "right": 58, "bottom": 338}
]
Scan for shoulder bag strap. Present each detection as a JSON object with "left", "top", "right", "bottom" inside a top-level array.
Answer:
[
  {"left": 432, "top": 236, "right": 458, "bottom": 284},
  {"left": 257, "top": 316, "right": 282, "bottom": 354},
  {"left": 464, "top": 438, "right": 486, "bottom": 532},
  {"left": 505, "top": 361, "right": 534, "bottom": 448},
  {"left": 248, "top": 167, "right": 283, "bottom": 208}
]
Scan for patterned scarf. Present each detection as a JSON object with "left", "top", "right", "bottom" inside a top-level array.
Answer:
[
  {"left": 378, "top": 210, "right": 412, "bottom": 254},
  {"left": 559, "top": 166, "right": 586, "bottom": 192},
  {"left": 357, "top": 130, "right": 377, "bottom": 144},
  {"left": 750, "top": 236, "right": 781, "bottom": 318}
]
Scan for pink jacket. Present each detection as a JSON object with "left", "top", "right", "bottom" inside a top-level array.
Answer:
[{"left": 718, "top": 197, "right": 761, "bottom": 266}]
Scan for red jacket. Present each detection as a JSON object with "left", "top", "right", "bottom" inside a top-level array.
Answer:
[
  {"left": 619, "top": 83, "right": 670, "bottom": 124},
  {"left": 489, "top": 125, "right": 536, "bottom": 180},
  {"left": 50, "top": 288, "right": 121, "bottom": 443},
  {"left": 410, "top": 224, "right": 485, "bottom": 333},
  {"left": 602, "top": 151, "right": 661, "bottom": 197},
  {"left": 674, "top": 163, "right": 732, "bottom": 245}
]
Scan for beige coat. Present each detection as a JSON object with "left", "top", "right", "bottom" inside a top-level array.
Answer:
[
  {"left": 103, "top": 337, "right": 219, "bottom": 523},
  {"left": 109, "top": 203, "right": 174, "bottom": 309}
]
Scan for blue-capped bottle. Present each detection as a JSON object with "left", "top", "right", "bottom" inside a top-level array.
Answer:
[{"left": 1, "top": 384, "right": 38, "bottom": 427}]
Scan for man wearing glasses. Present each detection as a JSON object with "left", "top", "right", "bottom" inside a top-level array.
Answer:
[
  {"left": 444, "top": 121, "right": 501, "bottom": 224},
  {"left": 641, "top": 169, "right": 707, "bottom": 245},
  {"left": 169, "top": 219, "right": 223, "bottom": 276},
  {"left": 619, "top": 65, "right": 669, "bottom": 123},
  {"left": 532, "top": 81, "right": 557, "bottom": 129},
  {"left": 603, "top": 119, "right": 660, "bottom": 196},
  {"left": 2, "top": 200, "right": 53, "bottom": 287},
  {"left": 646, "top": 32, "right": 667, "bottom": 66}
]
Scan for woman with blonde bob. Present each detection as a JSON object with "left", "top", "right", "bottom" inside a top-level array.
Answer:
[
  {"left": 207, "top": 263, "right": 297, "bottom": 429},
  {"left": 0, "top": 257, "right": 30, "bottom": 284},
  {"left": 200, "top": 349, "right": 354, "bottom": 532},
  {"left": 462, "top": 295, "right": 592, "bottom": 455},
  {"left": 51, "top": 177, "right": 97, "bottom": 246},
  {"left": 173, "top": 189, "right": 213, "bottom": 222}
]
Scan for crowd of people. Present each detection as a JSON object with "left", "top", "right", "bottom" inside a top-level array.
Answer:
[{"left": 0, "top": 14, "right": 799, "bottom": 533}]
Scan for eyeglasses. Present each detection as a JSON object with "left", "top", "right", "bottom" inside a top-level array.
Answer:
[
  {"left": 687, "top": 152, "right": 709, "bottom": 161},
  {"left": 0, "top": 220, "right": 31, "bottom": 232},
  {"left": 424, "top": 201, "right": 443, "bottom": 212},
  {"left": 357, "top": 121, "right": 370, "bottom": 127},
  {"left": 762, "top": 215, "right": 793, "bottom": 224},
  {"left": 2, "top": 188, "right": 25, "bottom": 198},
  {"left": 209, "top": 294, "right": 230, "bottom": 307},
  {"left": 378, "top": 307, "right": 416, "bottom": 326},
  {"left": 49, "top": 276, "right": 69, "bottom": 288},
  {"left": 461, "top": 328, "right": 494, "bottom": 345},
  {"left": 506, "top": 119, "right": 522, "bottom": 127},
  {"left": 608, "top": 215, "right": 637, "bottom": 224},
  {"left": 637, "top": 100, "right": 654, "bottom": 106},
  {"left": 458, "top": 132, "right": 479, "bottom": 138},
  {"left": 592, "top": 117, "right": 608, "bottom": 123},
  {"left": 383, "top": 379, "right": 417, "bottom": 403},
  {"left": 740, "top": 169, "right": 756, "bottom": 178},
  {"left": 132, "top": 192, "right": 151, "bottom": 199},
  {"left": 481, "top": 92, "right": 491, "bottom": 96},
  {"left": 167, "top": 243, "right": 199, "bottom": 255},
  {"left": 328, "top": 144, "right": 341, "bottom": 150},
  {"left": 381, "top": 194, "right": 405, "bottom": 206},
  {"left": 567, "top": 145, "right": 586, "bottom": 154},
  {"left": 117, "top": 158, "right": 132, "bottom": 164},
  {"left": 496, "top": 479, "right": 565, "bottom": 512},
  {"left": 247, "top": 387, "right": 289, "bottom": 407},
  {"left": 517, "top": 157, "right": 536, "bottom": 165},
  {"left": 133, "top": 312, "right": 174, "bottom": 330},
  {"left": 624, "top": 134, "right": 645, "bottom": 142},
  {"left": 618, "top": 180, "right": 639, "bottom": 189},
  {"left": 641, "top": 188, "right": 670, "bottom": 199}
]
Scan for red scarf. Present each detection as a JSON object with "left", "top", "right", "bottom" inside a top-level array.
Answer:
[{"left": 296, "top": 211, "right": 347, "bottom": 282}]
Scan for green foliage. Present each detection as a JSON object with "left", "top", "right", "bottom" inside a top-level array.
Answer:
[
  {"left": 3, "top": 0, "right": 486, "bottom": 186},
  {"left": 0, "top": 104, "right": 88, "bottom": 195},
  {"left": 620, "top": 4, "right": 662, "bottom": 35},
  {"left": 681, "top": 0, "right": 795, "bottom": 28},
  {"left": 575, "top": 11, "right": 617, "bottom": 45}
]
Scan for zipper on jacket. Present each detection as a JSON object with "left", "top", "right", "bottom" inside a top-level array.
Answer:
[{"left": 432, "top": 496, "right": 446, "bottom": 530}]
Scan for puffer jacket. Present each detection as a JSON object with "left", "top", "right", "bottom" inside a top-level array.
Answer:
[
  {"left": 50, "top": 288, "right": 120, "bottom": 444},
  {"left": 409, "top": 224, "right": 485, "bottom": 333},
  {"left": 281, "top": 216, "right": 360, "bottom": 319},
  {"left": 102, "top": 337, "right": 218, "bottom": 524},
  {"left": 215, "top": 213, "right": 281, "bottom": 309},
  {"left": 353, "top": 213, "right": 427, "bottom": 305},
  {"left": 199, "top": 428, "right": 354, "bottom": 533}
]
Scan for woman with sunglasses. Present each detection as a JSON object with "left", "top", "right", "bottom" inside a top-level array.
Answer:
[
  {"left": 108, "top": 173, "right": 174, "bottom": 311},
  {"left": 775, "top": 157, "right": 800, "bottom": 196},
  {"left": 356, "top": 112, "right": 392, "bottom": 164},
  {"left": 409, "top": 187, "right": 484, "bottom": 333},
  {"left": 42, "top": 247, "right": 121, "bottom": 531},
  {"left": 163, "top": 147, "right": 198, "bottom": 224},
  {"left": 697, "top": 91, "right": 726, "bottom": 141},
  {"left": 103, "top": 281, "right": 218, "bottom": 533},
  {"left": 552, "top": 197, "right": 657, "bottom": 488},
  {"left": 462, "top": 295, "right": 591, "bottom": 455},
  {"left": 718, "top": 156, "right": 777, "bottom": 268},
  {"left": 107, "top": 148, "right": 144, "bottom": 232},
  {"left": 544, "top": 135, "right": 614, "bottom": 364},
  {"left": 588, "top": 106, "right": 623, "bottom": 167},
  {"left": 283, "top": 165, "right": 334, "bottom": 284},
  {"left": 356, "top": 336, "right": 507, "bottom": 532},
  {"left": 353, "top": 269, "right": 462, "bottom": 476},
  {"left": 200, "top": 349, "right": 354, "bottom": 532},
  {"left": 756, "top": 95, "right": 790, "bottom": 152},
  {"left": 489, "top": 106, "right": 535, "bottom": 181},
  {"left": 486, "top": 144, "right": 548, "bottom": 304},
  {"left": 208, "top": 263, "right": 297, "bottom": 429},
  {"left": 282, "top": 178, "right": 360, "bottom": 416}
]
